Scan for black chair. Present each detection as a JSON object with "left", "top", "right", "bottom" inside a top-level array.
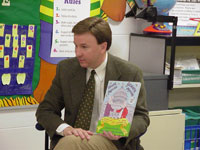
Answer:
[{"left": 35, "top": 123, "right": 49, "bottom": 150}]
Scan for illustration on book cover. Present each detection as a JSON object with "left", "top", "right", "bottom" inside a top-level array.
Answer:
[{"left": 96, "top": 81, "right": 141, "bottom": 136}]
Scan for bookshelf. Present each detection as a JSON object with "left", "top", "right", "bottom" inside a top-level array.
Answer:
[
  {"left": 129, "top": 33, "right": 200, "bottom": 109},
  {"left": 130, "top": 33, "right": 200, "bottom": 89}
]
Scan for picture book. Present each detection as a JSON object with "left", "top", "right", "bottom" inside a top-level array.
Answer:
[{"left": 96, "top": 81, "right": 141, "bottom": 137}]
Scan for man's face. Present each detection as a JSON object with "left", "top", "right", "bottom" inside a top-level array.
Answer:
[{"left": 74, "top": 32, "right": 107, "bottom": 69}]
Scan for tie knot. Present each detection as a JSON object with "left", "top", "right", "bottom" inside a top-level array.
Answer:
[{"left": 91, "top": 70, "right": 96, "bottom": 76}]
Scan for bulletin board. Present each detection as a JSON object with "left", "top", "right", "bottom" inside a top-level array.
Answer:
[
  {"left": 0, "top": 0, "right": 40, "bottom": 107},
  {"left": 0, "top": 24, "right": 37, "bottom": 96}
]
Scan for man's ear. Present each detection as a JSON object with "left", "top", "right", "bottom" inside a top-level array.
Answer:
[{"left": 100, "top": 42, "right": 107, "bottom": 51}]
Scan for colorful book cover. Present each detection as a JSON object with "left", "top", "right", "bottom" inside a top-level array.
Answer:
[{"left": 96, "top": 81, "right": 141, "bottom": 137}]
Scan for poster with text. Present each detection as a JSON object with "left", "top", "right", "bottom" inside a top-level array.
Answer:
[
  {"left": 168, "top": 0, "right": 200, "bottom": 36},
  {"left": 51, "top": 0, "right": 90, "bottom": 57}
]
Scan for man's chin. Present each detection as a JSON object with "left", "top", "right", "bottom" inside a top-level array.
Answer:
[{"left": 79, "top": 63, "right": 88, "bottom": 68}]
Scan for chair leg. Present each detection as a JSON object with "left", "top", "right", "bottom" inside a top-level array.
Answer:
[{"left": 45, "top": 132, "right": 49, "bottom": 150}]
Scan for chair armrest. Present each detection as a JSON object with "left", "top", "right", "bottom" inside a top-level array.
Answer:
[
  {"left": 35, "top": 122, "right": 45, "bottom": 131},
  {"left": 35, "top": 122, "right": 50, "bottom": 150}
]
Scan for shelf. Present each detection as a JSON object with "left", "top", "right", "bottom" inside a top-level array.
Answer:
[
  {"left": 0, "top": 104, "right": 38, "bottom": 111},
  {"left": 166, "top": 36, "right": 200, "bottom": 46},
  {"left": 130, "top": 33, "right": 200, "bottom": 89},
  {"left": 173, "top": 84, "right": 200, "bottom": 89},
  {"left": 130, "top": 33, "right": 200, "bottom": 46}
]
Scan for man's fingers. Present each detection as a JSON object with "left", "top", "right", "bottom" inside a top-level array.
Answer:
[
  {"left": 82, "top": 130, "right": 91, "bottom": 140},
  {"left": 108, "top": 131, "right": 121, "bottom": 140},
  {"left": 102, "top": 131, "right": 121, "bottom": 140},
  {"left": 63, "top": 127, "right": 93, "bottom": 140},
  {"left": 63, "top": 126, "right": 73, "bottom": 136},
  {"left": 87, "top": 130, "right": 94, "bottom": 135},
  {"left": 71, "top": 128, "right": 80, "bottom": 136},
  {"left": 76, "top": 129, "right": 88, "bottom": 139},
  {"left": 69, "top": 128, "right": 92, "bottom": 140}
]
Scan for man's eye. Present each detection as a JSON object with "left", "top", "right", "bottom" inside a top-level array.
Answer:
[{"left": 82, "top": 45, "right": 87, "bottom": 49}]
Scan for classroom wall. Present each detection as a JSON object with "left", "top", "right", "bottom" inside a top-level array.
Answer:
[
  {"left": 0, "top": 106, "right": 44, "bottom": 150},
  {"left": 109, "top": 14, "right": 150, "bottom": 60}
]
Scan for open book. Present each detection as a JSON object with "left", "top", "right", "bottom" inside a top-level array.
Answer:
[{"left": 96, "top": 81, "right": 141, "bottom": 137}]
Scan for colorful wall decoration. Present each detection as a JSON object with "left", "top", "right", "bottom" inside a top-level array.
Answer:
[
  {"left": 0, "top": 0, "right": 40, "bottom": 107},
  {"left": 0, "top": 24, "right": 37, "bottom": 96}
]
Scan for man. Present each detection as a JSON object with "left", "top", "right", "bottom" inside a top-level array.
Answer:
[{"left": 36, "top": 16, "right": 150, "bottom": 150}]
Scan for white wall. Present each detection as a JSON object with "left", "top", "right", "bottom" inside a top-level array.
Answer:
[
  {"left": 108, "top": 4, "right": 150, "bottom": 61},
  {"left": 0, "top": 106, "right": 44, "bottom": 150}
]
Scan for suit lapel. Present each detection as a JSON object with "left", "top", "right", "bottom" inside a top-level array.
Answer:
[
  {"left": 104, "top": 54, "right": 121, "bottom": 95},
  {"left": 70, "top": 67, "right": 86, "bottom": 107}
]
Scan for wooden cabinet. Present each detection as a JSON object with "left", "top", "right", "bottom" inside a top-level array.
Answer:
[{"left": 141, "top": 109, "right": 185, "bottom": 150}]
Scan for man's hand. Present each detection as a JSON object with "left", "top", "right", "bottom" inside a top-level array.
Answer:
[
  {"left": 63, "top": 126, "right": 93, "bottom": 140},
  {"left": 100, "top": 131, "right": 121, "bottom": 140}
]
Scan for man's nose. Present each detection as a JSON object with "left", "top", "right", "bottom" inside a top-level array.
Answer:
[{"left": 75, "top": 48, "right": 82, "bottom": 57}]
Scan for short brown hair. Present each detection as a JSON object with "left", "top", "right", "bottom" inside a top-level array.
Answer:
[{"left": 72, "top": 17, "right": 112, "bottom": 50}]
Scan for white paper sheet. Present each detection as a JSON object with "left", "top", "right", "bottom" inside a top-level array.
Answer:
[
  {"left": 51, "top": 0, "right": 90, "bottom": 57},
  {"left": 169, "top": 1, "right": 200, "bottom": 26}
]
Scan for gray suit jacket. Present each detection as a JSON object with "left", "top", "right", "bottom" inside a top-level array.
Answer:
[{"left": 36, "top": 53, "right": 150, "bottom": 150}]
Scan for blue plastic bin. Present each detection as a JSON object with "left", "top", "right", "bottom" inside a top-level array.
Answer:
[{"left": 185, "top": 125, "right": 200, "bottom": 150}]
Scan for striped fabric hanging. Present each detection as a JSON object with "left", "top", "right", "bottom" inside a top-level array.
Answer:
[
  {"left": 40, "top": 0, "right": 54, "bottom": 24},
  {"left": 40, "top": 0, "right": 108, "bottom": 23},
  {"left": 127, "top": 0, "right": 136, "bottom": 9},
  {"left": 90, "top": 0, "right": 108, "bottom": 21},
  {"left": 90, "top": 0, "right": 101, "bottom": 17}
]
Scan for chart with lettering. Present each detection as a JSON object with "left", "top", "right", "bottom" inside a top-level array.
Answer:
[
  {"left": 50, "top": 0, "right": 90, "bottom": 57},
  {"left": 167, "top": 0, "right": 200, "bottom": 36},
  {"left": 0, "top": 24, "right": 37, "bottom": 95}
]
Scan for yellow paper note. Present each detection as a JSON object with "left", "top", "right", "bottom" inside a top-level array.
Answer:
[
  {"left": 5, "top": 34, "right": 11, "bottom": 47},
  {"left": 13, "top": 35, "right": 19, "bottom": 47},
  {"left": 21, "top": 34, "right": 26, "bottom": 47},
  {"left": 2, "top": 0, "right": 10, "bottom": 6},
  {"left": 12, "top": 24, "right": 18, "bottom": 36},
  {"left": 12, "top": 46, "right": 19, "bottom": 58},
  {"left": 26, "top": 45, "right": 32, "bottom": 58},
  {"left": 0, "top": 24, "right": 5, "bottom": 37},
  {"left": 1, "top": 73, "right": 11, "bottom": 85},
  {"left": 28, "top": 25, "right": 35, "bottom": 38},
  {"left": 18, "top": 55, "right": 25, "bottom": 68},
  {"left": 4, "top": 55, "right": 9, "bottom": 68},
  {"left": 194, "top": 22, "right": 200, "bottom": 36},
  {"left": 17, "top": 73, "right": 26, "bottom": 84},
  {"left": 0, "top": 45, "right": 4, "bottom": 58}
]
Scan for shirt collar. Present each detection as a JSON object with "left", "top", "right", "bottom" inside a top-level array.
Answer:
[{"left": 87, "top": 52, "right": 108, "bottom": 81}]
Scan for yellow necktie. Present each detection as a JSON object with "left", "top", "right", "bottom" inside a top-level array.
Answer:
[{"left": 74, "top": 70, "right": 96, "bottom": 130}]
